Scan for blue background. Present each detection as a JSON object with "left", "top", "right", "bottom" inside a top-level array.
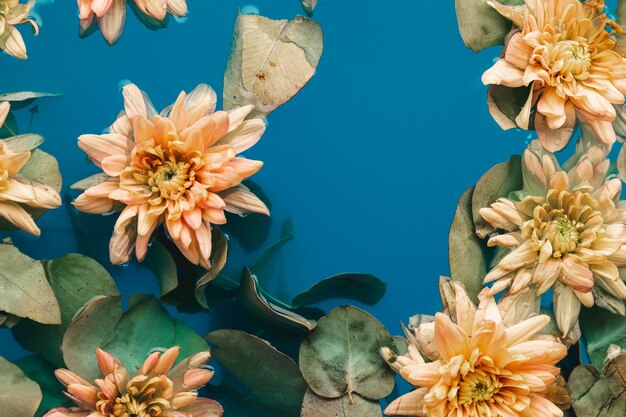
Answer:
[{"left": 0, "top": 0, "right": 590, "bottom": 411}]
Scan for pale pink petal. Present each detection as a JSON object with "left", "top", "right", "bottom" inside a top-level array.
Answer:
[
  {"left": 482, "top": 59, "right": 526, "bottom": 88},
  {"left": 78, "top": 133, "right": 129, "bottom": 167},
  {"left": 219, "top": 184, "right": 269, "bottom": 216},
  {"left": 91, "top": 0, "right": 114, "bottom": 17},
  {"left": 384, "top": 388, "right": 428, "bottom": 416},
  {"left": 0, "top": 177, "right": 61, "bottom": 208},
  {"left": 98, "top": 0, "right": 126, "bottom": 46},
  {"left": 0, "top": 101, "right": 9, "bottom": 126},
  {"left": 219, "top": 119, "right": 266, "bottom": 153},
  {"left": 0, "top": 201, "right": 39, "bottom": 235}
]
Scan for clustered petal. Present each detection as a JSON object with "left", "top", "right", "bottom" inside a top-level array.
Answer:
[
  {"left": 76, "top": 0, "right": 189, "bottom": 45},
  {"left": 73, "top": 83, "right": 268, "bottom": 268},
  {"left": 480, "top": 141, "right": 626, "bottom": 337},
  {"left": 0, "top": 101, "right": 62, "bottom": 235},
  {"left": 482, "top": 0, "right": 626, "bottom": 151},
  {"left": 0, "top": 0, "right": 39, "bottom": 59},
  {"left": 45, "top": 347, "right": 223, "bottom": 417},
  {"left": 382, "top": 283, "right": 567, "bottom": 417}
]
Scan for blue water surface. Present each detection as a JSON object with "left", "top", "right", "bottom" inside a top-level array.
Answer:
[{"left": 0, "top": 0, "right": 542, "bottom": 413}]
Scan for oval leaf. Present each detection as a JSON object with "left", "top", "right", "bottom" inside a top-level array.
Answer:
[
  {"left": 292, "top": 273, "right": 386, "bottom": 308},
  {"left": 0, "top": 356, "right": 42, "bottom": 417},
  {"left": 299, "top": 306, "right": 395, "bottom": 400},
  {"left": 579, "top": 306, "right": 626, "bottom": 370},
  {"left": 455, "top": 0, "right": 522, "bottom": 52},
  {"left": 448, "top": 187, "right": 488, "bottom": 302},
  {"left": 569, "top": 354, "right": 626, "bottom": 417},
  {"left": 207, "top": 329, "right": 307, "bottom": 416},
  {"left": 0, "top": 243, "right": 61, "bottom": 325},
  {"left": 0, "top": 91, "right": 61, "bottom": 110},
  {"left": 224, "top": 13, "right": 323, "bottom": 118},
  {"left": 301, "top": 389, "right": 382, "bottom": 417}
]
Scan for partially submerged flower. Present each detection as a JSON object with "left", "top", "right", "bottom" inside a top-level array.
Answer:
[
  {"left": 45, "top": 346, "right": 223, "bottom": 417},
  {"left": 77, "top": 0, "right": 188, "bottom": 45},
  {"left": 0, "top": 0, "right": 39, "bottom": 59},
  {"left": 482, "top": 0, "right": 626, "bottom": 151},
  {"left": 480, "top": 141, "right": 626, "bottom": 337},
  {"left": 382, "top": 283, "right": 567, "bottom": 417},
  {"left": 73, "top": 83, "right": 268, "bottom": 268},
  {"left": 0, "top": 102, "right": 61, "bottom": 235}
]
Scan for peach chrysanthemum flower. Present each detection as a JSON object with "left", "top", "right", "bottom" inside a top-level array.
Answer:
[
  {"left": 73, "top": 83, "right": 268, "bottom": 268},
  {"left": 480, "top": 141, "right": 626, "bottom": 338},
  {"left": 44, "top": 346, "right": 223, "bottom": 417},
  {"left": 0, "top": 102, "right": 61, "bottom": 235},
  {"left": 381, "top": 284, "right": 567, "bottom": 417},
  {"left": 0, "top": 0, "right": 39, "bottom": 59},
  {"left": 77, "top": 0, "right": 188, "bottom": 45},
  {"left": 482, "top": 0, "right": 626, "bottom": 152}
]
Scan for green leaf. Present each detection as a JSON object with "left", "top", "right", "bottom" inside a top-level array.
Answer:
[
  {"left": 224, "top": 13, "right": 323, "bottom": 118},
  {"left": 144, "top": 240, "right": 179, "bottom": 298},
  {"left": 301, "top": 389, "right": 382, "bottom": 417},
  {"left": 455, "top": 0, "right": 523, "bottom": 52},
  {"left": 12, "top": 254, "right": 119, "bottom": 366},
  {"left": 569, "top": 350, "right": 626, "bottom": 417},
  {"left": 194, "top": 226, "right": 229, "bottom": 308},
  {"left": 299, "top": 306, "right": 395, "bottom": 400},
  {"left": 0, "top": 356, "right": 42, "bottom": 417},
  {"left": 206, "top": 329, "right": 307, "bottom": 416},
  {"left": 580, "top": 306, "right": 626, "bottom": 370},
  {"left": 292, "top": 274, "right": 386, "bottom": 308},
  {"left": 15, "top": 355, "right": 71, "bottom": 417},
  {"left": 486, "top": 85, "right": 533, "bottom": 131},
  {"left": 472, "top": 155, "right": 523, "bottom": 238},
  {"left": 448, "top": 187, "right": 488, "bottom": 302},
  {"left": 0, "top": 243, "right": 61, "bottom": 325},
  {"left": 618, "top": 0, "right": 626, "bottom": 27},
  {"left": 251, "top": 218, "right": 295, "bottom": 283},
  {"left": 240, "top": 267, "right": 317, "bottom": 332},
  {"left": 0, "top": 92, "right": 61, "bottom": 110},
  {"left": 0, "top": 112, "right": 18, "bottom": 138}
]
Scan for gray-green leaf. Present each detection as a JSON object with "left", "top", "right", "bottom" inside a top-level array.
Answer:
[
  {"left": 301, "top": 389, "right": 382, "bottom": 417},
  {"left": 455, "top": 0, "right": 523, "bottom": 52},
  {"left": 0, "top": 356, "right": 42, "bottom": 417}
]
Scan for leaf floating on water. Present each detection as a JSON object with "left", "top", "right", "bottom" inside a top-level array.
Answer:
[
  {"left": 240, "top": 267, "right": 317, "bottom": 333},
  {"left": 250, "top": 217, "right": 295, "bottom": 284},
  {"left": 144, "top": 240, "right": 179, "bottom": 299},
  {"left": 579, "top": 305, "right": 626, "bottom": 370},
  {"left": 455, "top": 0, "right": 523, "bottom": 52},
  {"left": 448, "top": 187, "right": 488, "bottom": 302},
  {"left": 224, "top": 13, "right": 323, "bottom": 118},
  {"left": 300, "top": 389, "right": 382, "bottom": 417},
  {"left": 0, "top": 356, "right": 42, "bottom": 417},
  {"left": 300, "top": 0, "right": 317, "bottom": 16},
  {"left": 299, "top": 305, "right": 395, "bottom": 400},
  {"left": 15, "top": 355, "right": 72, "bottom": 415},
  {"left": 487, "top": 85, "right": 534, "bottom": 131},
  {"left": 291, "top": 273, "right": 387, "bottom": 308},
  {"left": 206, "top": 329, "right": 308, "bottom": 416},
  {"left": 0, "top": 243, "right": 61, "bottom": 325},
  {"left": 194, "top": 226, "right": 229, "bottom": 308}
]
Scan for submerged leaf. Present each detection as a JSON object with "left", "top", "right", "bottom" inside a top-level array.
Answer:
[
  {"left": 12, "top": 254, "right": 119, "bottom": 366},
  {"left": 206, "top": 329, "right": 307, "bottom": 416},
  {"left": 251, "top": 217, "right": 295, "bottom": 283},
  {"left": 144, "top": 240, "right": 179, "bottom": 298},
  {"left": 580, "top": 306, "right": 626, "bottom": 370},
  {"left": 0, "top": 112, "right": 18, "bottom": 138},
  {"left": 240, "top": 267, "right": 317, "bottom": 332},
  {"left": 487, "top": 85, "right": 533, "bottom": 130},
  {"left": 455, "top": 0, "right": 523, "bottom": 52},
  {"left": 299, "top": 306, "right": 395, "bottom": 400},
  {"left": 0, "top": 91, "right": 61, "bottom": 110},
  {"left": 224, "top": 13, "right": 323, "bottom": 118},
  {"left": 0, "top": 243, "right": 61, "bottom": 325},
  {"left": 15, "top": 355, "right": 71, "bottom": 416},
  {"left": 291, "top": 273, "right": 386, "bottom": 308},
  {"left": 194, "top": 226, "right": 229, "bottom": 307},
  {"left": 448, "top": 187, "right": 488, "bottom": 302},
  {"left": 300, "top": 389, "right": 382, "bottom": 417},
  {"left": 0, "top": 356, "right": 42, "bottom": 417}
]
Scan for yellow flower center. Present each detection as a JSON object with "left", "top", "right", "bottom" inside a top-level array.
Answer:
[
  {"left": 458, "top": 370, "right": 502, "bottom": 405},
  {"left": 0, "top": 168, "right": 9, "bottom": 191},
  {"left": 149, "top": 160, "right": 193, "bottom": 200},
  {"left": 533, "top": 38, "right": 592, "bottom": 88},
  {"left": 546, "top": 216, "right": 582, "bottom": 253},
  {"left": 97, "top": 375, "right": 173, "bottom": 417}
]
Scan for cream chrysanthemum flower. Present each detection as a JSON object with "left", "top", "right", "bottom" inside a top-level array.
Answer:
[
  {"left": 45, "top": 347, "right": 223, "bottom": 417},
  {"left": 0, "top": 0, "right": 38, "bottom": 59},
  {"left": 73, "top": 83, "right": 269, "bottom": 268},
  {"left": 0, "top": 101, "right": 61, "bottom": 235},
  {"left": 480, "top": 141, "right": 626, "bottom": 337},
  {"left": 77, "top": 0, "right": 188, "bottom": 45},
  {"left": 482, "top": 0, "right": 626, "bottom": 151},
  {"left": 382, "top": 284, "right": 567, "bottom": 417}
]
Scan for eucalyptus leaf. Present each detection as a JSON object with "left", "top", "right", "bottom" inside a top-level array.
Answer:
[
  {"left": 0, "top": 111, "right": 18, "bottom": 138},
  {"left": 251, "top": 217, "right": 295, "bottom": 283},
  {"left": 580, "top": 306, "right": 626, "bottom": 370},
  {"left": 144, "top": 240, "right": 179, "bottom": 298},
  {"left": 291, "top": 273, "right": 386, "bottom": 308},
  {"left": 448, "top": 187, "right": 488, "bottom": 302},
  {"left": 301, "top": 0, "right": 317, "bottom": 16},
  {"left": 568, "top": 350, "right": 626, "bottom": 417},
  {"left": 455, "top": 0, "right": 523, "bottom": 52},
  {"left": 240, "top": 267, "right": 317, "bottom": 332},
  {"left": 487, "top": 85, "right": 533, "bottom": 130},
  {"left": 472, "top": 155, "right": 523, "bottom": 238},
  {"left": 0, "top": 243, "right": 61, "bottom": 325},
  {"left": 301, "top": 389, "right": 382, "bottom": 417},
  {"left": 0, "top": 356, "right": 42, "bottom": 417},
  {"left": 0, "top": 91, "right": 61, "bottom": 110},
  {"left": 299, "top": 306, "right": 395, "bottom": 400},
  {"left": 618, "top": 0, "right": 626, "bottom": 27},
  {"left": 12, "top": 254, "right": 119, "bottom": 366},
  {"left": 15, "top": 355, "right": 71, "bottom": 417},
  {"left": 206, "top": 329, "right": 307, "bottom": 416},
  {"left": 194, "top": 226, "right": 229, "bottom": 308},
  {"left": 224, "top": 13, "right": 323, "bottom": 118}
]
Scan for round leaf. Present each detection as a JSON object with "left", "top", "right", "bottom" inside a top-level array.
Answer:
[
  {"left": 0, "top": 356, "right": 42, "bottom": 417},
  {"left": 301, "top": 389, "right": 382, "bottom": 417},
  {"left": 206, "top": 329, "right": 307, "bottom": 416},
  {"left": 455, "top": 0, "right": 523, "bottom": 52},
  {"left": 299, "top": 306, "right": 395, "bottom": 400},
  {"left": 0, "top": 243, "right": 61, "bottom": 325}
]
